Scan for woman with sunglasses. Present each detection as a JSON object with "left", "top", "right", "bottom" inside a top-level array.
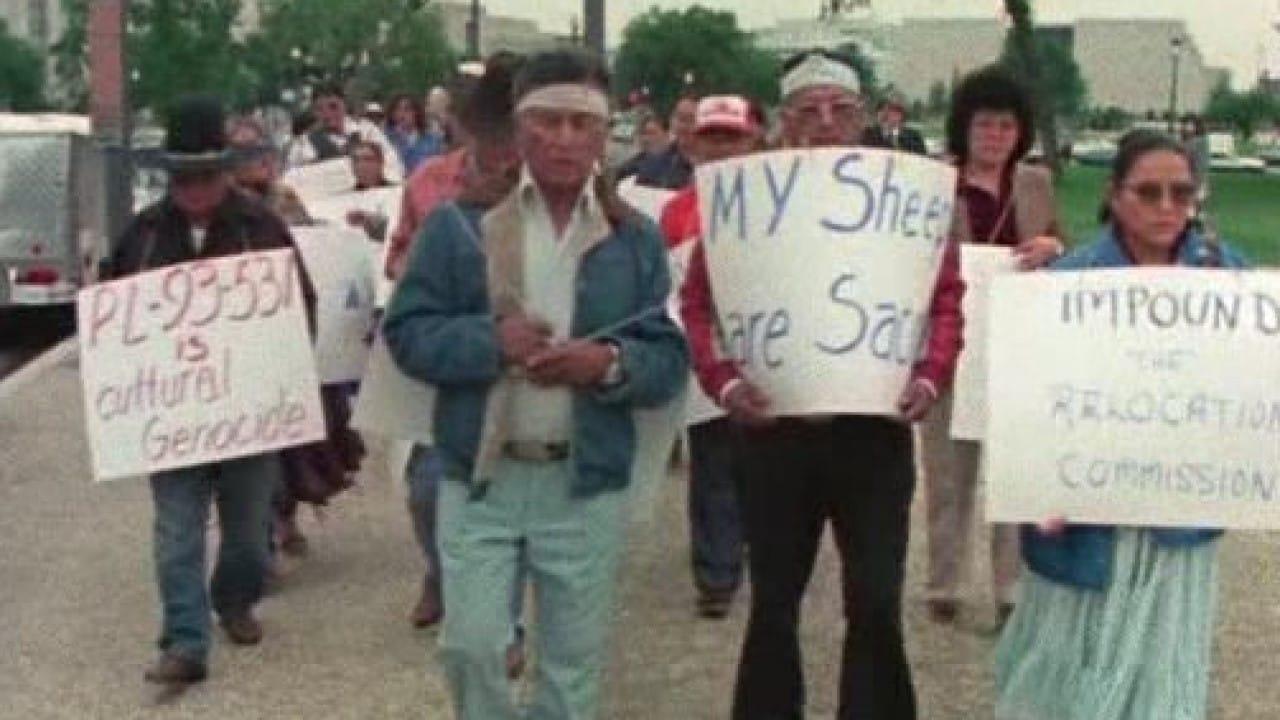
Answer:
[
  {"left": 922, "top": 65, "right": 1063, "bottom": 627},
  {"left": 995, "top": 129, "right": 1248, "bottom": 720}
]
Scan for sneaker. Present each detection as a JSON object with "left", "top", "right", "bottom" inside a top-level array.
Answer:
[
  {"left": 927, "top": 599, "right": 959, "bottom": 624},
  {"left": 696, "top": 589, "right": 735, "bottom": 620},
  {"left": 410, "top": 578, "right": 443, "bottom": 629},
  {"left": 220, "top": 612, "right": 264, "bottom": 646},
  {"left": 144, "top": 651, "right": 207, "bottom": 685}
]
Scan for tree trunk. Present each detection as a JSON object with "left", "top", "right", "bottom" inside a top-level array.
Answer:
[{"left": 1005, "top": 0, "right": 1062, "bottom": 177}]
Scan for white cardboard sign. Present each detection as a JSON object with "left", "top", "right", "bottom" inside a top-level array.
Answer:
[
  {"left": 950, "top": 245, "right": 1018, "bottom": 441},
  {"left": 306, "top": 187, "right": 402, "bottom": 306},
  {"left": 78, "top": 249, "right": 326, "bottom": 481},
  {"left": 291, "top": 226, "right": 379, "bottom": 383},
  {"left": 695, "top": 148, "right": 956, "bottom": 417},
  {"left": 985, "top": 268, "right": 1280, "bottom": 529},
  {"left": 284, "top": 158, "right": 358, "bottom": 203}
]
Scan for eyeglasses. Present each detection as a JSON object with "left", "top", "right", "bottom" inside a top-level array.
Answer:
[
  {"left": 791, "top": 100, "right": 863, "bottom": 125},
  {"left": 1122, "top": 181, "right": 1197, "bottom": 207}
]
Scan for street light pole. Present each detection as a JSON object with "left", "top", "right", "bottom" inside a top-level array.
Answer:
[
  {"left": 1169, "top": 34, "right": 1185, "bottom": 133},
  {"left": 467, "top": 0, "right": 481, "bottom": 60}
]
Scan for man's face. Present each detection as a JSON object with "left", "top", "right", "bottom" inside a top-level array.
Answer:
[
  {"left": 351, "top": 146, "right": 385, "bottom": 187},
  {"left": 880, "top": 105, "right": 905, "bottom": 131},
  {"left": 171, "top": 170, "right": 230, "bottom": 220},
  {"left": 781, "top": 85, "right": 864, "bottom": 148},
  {"left": 516, "top": 104, "right": 607, "bottom": 196},
  {"left": 692, "top": 128, "right": 759, "bottom": 166},
  {"left": 669, "top": 99, "right": 698, "bottom": 158},
  {"left": 639, "top": 118, "right": 669, "bottom": 155},
  {"left": 229, "top": 127, "right": 275, "bottom": 189},
  {"left": 314, "top": 94, "right": 346, "bottom": 133}
]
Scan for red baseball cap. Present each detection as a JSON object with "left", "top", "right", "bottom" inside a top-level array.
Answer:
[{"left": 694, "top": 95, "right": 755, "bottom": 135}]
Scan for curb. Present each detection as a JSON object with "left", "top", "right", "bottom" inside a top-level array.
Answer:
[{"left": 0, "top": 337, "right": 78, "bottom": 405}]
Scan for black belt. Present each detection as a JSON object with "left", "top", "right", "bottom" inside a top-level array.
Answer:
[{"left": 503, "top": 441, "right": 570, "bottom": 462}]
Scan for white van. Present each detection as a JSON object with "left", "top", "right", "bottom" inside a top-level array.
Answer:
[{"left": 0, "top": 114, "right": 109, "bottom": 306}]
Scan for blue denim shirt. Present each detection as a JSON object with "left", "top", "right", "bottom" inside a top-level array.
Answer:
[
  {"left": 1020, "top": 225, "right": 1248, "bottom": 590},
  {"left": 382, "top": 201, "right": 689, "bottom": 498},
  {"left": 386, "top": 127, "right": 444, "bottom": 175}
]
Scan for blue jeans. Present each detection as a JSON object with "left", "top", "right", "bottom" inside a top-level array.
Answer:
[
  {"left": 405, "top": 444, "right": 526, "bottom": 630},
  {"left": 688, "top": 418, "right": 745, "bottom": 594},
  {"left": 151, "top": 454, "right": 279, "bottom": 663}
]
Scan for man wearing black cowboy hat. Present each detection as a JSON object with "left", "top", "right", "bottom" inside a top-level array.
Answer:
[{"left": 107, "top": 95, "right": 318, "bottom": 686}]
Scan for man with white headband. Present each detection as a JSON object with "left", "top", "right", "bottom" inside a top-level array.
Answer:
[
  {"left": 383, "top": 50, "right": 688, "bottom": 719},
  {"left": 682, "top": 49, "right": 965, "bottom": 719}
]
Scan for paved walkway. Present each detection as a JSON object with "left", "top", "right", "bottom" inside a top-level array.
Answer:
[{"left": 1, "top": 355, "right": 1277, "bottom": 719}]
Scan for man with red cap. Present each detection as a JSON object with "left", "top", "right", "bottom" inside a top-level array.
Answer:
[{"left": 660, "top": 95, "right": 765, "bottom": 619}]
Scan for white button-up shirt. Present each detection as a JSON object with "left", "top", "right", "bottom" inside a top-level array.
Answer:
[{"left": 508, "top": 167, "right": 607, "bottom": 445}]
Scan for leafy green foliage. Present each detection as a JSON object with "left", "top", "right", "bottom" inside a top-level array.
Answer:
[
  {"left": 614, "top": 6, "right": 779, "bottom": 117},
  {"left": 0, "top": 20, "right": 47, "bottom": 111},
  {"left": 1204, "top": 81, "right": 1280, "bottom": 140}
]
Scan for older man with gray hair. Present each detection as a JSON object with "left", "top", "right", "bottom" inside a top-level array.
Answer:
[
  {"left": 383, "top": 50, "right": 688, "bottom": 719},
  {"left": 680, "top": 49, "right": 965, "bottom": 720}
]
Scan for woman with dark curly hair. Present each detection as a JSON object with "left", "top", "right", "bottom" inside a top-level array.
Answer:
[{"left": 920, "top": 65, "right": 1065, "bottom": 628}]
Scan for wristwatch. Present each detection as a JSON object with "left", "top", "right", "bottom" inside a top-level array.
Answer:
[{"left": 600, "top": 341, "right": 625, "bottom": 388}]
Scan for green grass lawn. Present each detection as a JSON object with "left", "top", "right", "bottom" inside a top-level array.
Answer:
[{"left": 1056, "top": 166, "right": 1280, "bottom": 265}]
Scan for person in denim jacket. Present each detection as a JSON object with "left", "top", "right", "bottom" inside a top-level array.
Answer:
[{"left": 996, "top": 129, "right": 1249, "bottom": 720}]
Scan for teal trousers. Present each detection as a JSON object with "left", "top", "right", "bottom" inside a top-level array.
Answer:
[{"left": 438, "top": 458, "right": 629, "bottom": 720}]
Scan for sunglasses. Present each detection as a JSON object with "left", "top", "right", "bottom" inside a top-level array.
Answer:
[{"left": 1122, "top": 181, "right": 1197, "bottom": 207}]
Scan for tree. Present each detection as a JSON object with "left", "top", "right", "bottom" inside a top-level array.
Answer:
[
  {"left": 52, "top": 0, "right": 255, "bottom": 116},
  {"left": 614, "top": 6, "right": 779, "bottom": 117},
  {"left": 247, "top": 0, "right": 455, "bottom": 107},
  {"left": 0, "top": 20, "right": 47, "bottom": 111},
  {"left": 1000, "top": 0, "right": 1064, "bottom": 176},
  {"left": 1204, "top": 81, "right": 1280, "bottom": 140}
]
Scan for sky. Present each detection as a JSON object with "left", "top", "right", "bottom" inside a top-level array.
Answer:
[{"left": 478, "top": 0, "right": 1280, "bottom": 88}]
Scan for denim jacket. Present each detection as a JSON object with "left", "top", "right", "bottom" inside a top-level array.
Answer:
[
  {"left": 1020, "top": 224, "right": 1248, "bottom": 590},
  {"left": 382, "top": 198, "right": 689, "bottom": 498}
]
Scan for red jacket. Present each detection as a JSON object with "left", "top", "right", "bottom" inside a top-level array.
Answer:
[{"left": 673, "top": 186, "right": 965, "bottom": 408}]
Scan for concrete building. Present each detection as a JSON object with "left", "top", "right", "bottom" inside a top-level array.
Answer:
[
  {"left": 434, "top": 2, "right": 565, "bottom": 57},
  {"left": 0, "top": 0, "right": 64, "bottom": 51},
  {"left": 752, "top": 9, "right": 1232, "bottom": 115}
]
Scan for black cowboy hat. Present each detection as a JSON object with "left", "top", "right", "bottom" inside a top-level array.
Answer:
[{"left": 161, "top": 95, "right": 232, "bottom": 172}]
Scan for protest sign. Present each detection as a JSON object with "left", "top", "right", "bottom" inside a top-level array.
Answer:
[
  {"left": 78, "top": 249, "right": 326, "bottom": 481},
  {"left": 291, "top": 226, "right": 378, "bottom": 383},
  {"left": 950, "top": 245, "right": 1019, "bottom": 441},
  {"left": 306, "top": 187, "right": 402, "bottom": 306},
  {"left": 695, "top": 148, "right": 956, "bottom": 417},
  {"left": 284, "top": 158, "right": 357, "bottom": 203},
  {"left": 351, "top": 337, "right": 437, "bottom": 446},
  {"left": 985, "top": 268, "right": 1280, "bottom": 529},
  {"left": 618, "top": 178, "right": 677, "bottom": 223}
]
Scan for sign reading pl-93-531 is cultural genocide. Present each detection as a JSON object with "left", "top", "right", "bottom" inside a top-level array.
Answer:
[
  {"left": 985, "top": 268, "right": 1280, "bottom": 530},
  {"left": 78, "top": 249, "right": 326, "bottom": 481},
  {"left": 696, "top": 148, "right": 956, "bottom": 417}
]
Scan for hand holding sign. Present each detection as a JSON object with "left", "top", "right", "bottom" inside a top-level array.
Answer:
[{"left": 724, "top": 381, "right": 773, "bottom": 427}]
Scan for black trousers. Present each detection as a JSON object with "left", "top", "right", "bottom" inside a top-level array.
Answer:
[
  {"left": 688, "top": 418, "right": 746, "bottom": 594},
  {"left": 731, "top": 416, "right": 917, "bottom": 720}
]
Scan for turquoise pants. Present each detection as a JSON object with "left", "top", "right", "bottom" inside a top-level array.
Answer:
[{"left": 438, "top": 459, "right": 629, "bottom": 720}]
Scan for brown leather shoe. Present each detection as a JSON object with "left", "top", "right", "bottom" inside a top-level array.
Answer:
[
  {"left": 144, "top": 651, "right": 207, "bottom": 685},
  {"left": 927, "top": 599, "right": 959, "bottom": 624},
  {"left": 220, "top": 612, "right": 264, "bottom": 646},
  {"left": 410, "top": 578, "right": 443, "bottom": 629},
  {"left": 697, "top": 589, "right": 735, "bottom": 620},
  {"left": 505, "top": 628, "right": 527, "bottom": 680},
  {"left": 997, "top": 602, "right": 1016, "bottom": 628}
]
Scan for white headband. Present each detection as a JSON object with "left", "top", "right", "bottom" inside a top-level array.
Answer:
[
  {"left": 780, "top": 54, "right": 862, "bottom": 98},
  {"left": 516, "top": 83, "right": 610, "bottom": 119}
]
